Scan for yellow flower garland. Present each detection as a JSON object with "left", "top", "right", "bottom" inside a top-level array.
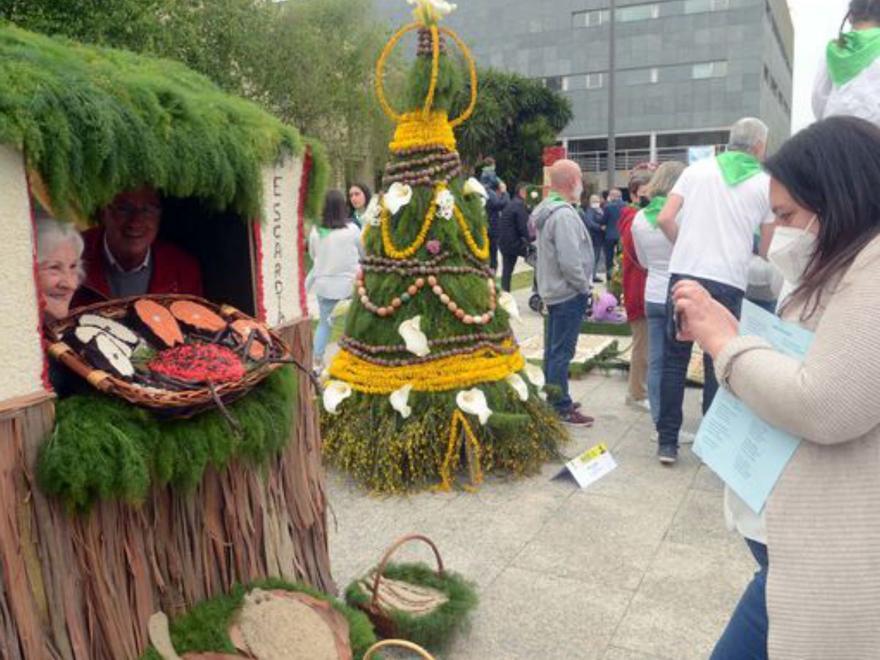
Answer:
[
  {"left": 388, "top": 111, "right": 457, "bottom": 153},
  {"left": 438, "top": 409, "right": 484, "bottom": 492},
  {"left": 380, "top": 184, "right": 441, "bottom": 259},
  {"left": 328, "top": 341, "right": 525, "bottom": 394},
  {"left": 374, "top": 22, "right": 478, "bottom": 130},
  {"left": 453, "top": 204, "right": 490, "bottom": 261}
]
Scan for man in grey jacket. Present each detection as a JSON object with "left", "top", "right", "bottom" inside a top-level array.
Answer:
[{"left": 531, "top": 159, "right": 594, "bottom": 426}]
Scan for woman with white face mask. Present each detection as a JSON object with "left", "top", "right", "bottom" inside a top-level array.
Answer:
[{"left": 673, "top": 116, "right": 880, "bottom": 659}]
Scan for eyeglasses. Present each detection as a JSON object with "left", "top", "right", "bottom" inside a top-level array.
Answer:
[{"left": 109, "top": 202, "right": 161, "bottom": 219}]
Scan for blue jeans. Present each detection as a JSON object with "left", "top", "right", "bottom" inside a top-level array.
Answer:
[
  {"left": 645, "top": 301, "right": 667, "bottom": 425},
  {"left": 543, "top": 293, "right": 589, "bottom": 414},
  {"left": 711, "top": 539, "right": 769, "bottom": 660},
  {"left": 657, "top": 274, "right": 744, "bottom": 448},
  {"left": 314, "top": 296, "right": 341, "bottom": 363}
]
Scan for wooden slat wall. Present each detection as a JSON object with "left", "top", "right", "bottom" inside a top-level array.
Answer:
[{"left": 0, "top": 318, "right": 333, "bottom": 658}]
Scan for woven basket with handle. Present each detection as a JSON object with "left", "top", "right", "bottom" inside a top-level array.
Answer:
[
  {"left": 347, "top": 533, "right": 476, "bottom": 651},
  {"left": 47, "top": 294, "right": 291, "bottom": 417}
]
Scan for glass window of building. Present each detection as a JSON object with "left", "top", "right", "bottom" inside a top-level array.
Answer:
[
  {"left": 543, "top": 76, "right": 563, "bottom": 91},
  {"left": 572, "top": 9, "right": 610, "bottom": 28},
  {"left": 586, "top": 72, "right": 605, "bottom": 89},
  {"left": 564, "top": 74, "right": 588, "bottom": 91},
  {"left": 617, "top": 3, "right": 660, "bottom": 22},
  {"left": 692, "top": 61, "right": 728, "bottom": 79},
  {"left": 684, "top": 0, "right": 730, "bottom": 14}
]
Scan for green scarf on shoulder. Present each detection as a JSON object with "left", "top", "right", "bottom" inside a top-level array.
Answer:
[
  {"left": 642, "top": 196, "right": 666, "bottom": 228},
  {"left": 827, "top": 28, "right": 880, "bottom": 86},
  {"left": 716, "top": 151, "right": 762, "bottom": 187}
]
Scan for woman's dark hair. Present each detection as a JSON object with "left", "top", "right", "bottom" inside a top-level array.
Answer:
[
  {"left": 322, "top": 189, "right": 349, "bottom": 229},
  {"left": 840, "top": 0, "right": 880, "bottom": 42},
  {"left": 348, "top": 182, "right": 372, "bottom": 214},
  {"left": 764, "top": 116, "right": 880, "bottom": 317}
]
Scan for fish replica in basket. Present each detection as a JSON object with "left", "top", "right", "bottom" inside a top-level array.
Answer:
[
  {"left": 47, "top": 294, "right": 291, "bottom": 416},
  {"left": 321, "top": 0, "right": 567, "bottom": 492}
]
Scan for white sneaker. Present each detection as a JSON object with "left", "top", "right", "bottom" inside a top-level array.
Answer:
[
  {"left": 626, "top": 396, "right": 651, "bottom": 413},
  {"left": 679, "top": 431, "right": 696, "bottom": 445}
]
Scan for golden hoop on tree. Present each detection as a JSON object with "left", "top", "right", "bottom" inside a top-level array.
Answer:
[{"left": 374, "top": 22, "right": 478, "bottom": 127}]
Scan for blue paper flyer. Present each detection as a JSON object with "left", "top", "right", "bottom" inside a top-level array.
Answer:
[{"left": 693, "top": 301, "right": 815, "bottom": 514}]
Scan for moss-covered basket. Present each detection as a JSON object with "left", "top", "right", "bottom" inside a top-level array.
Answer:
[
  {"left": 140, "top": 579, "right": 378, "bottom": 660},
  {"left": 345, "top": 535, "right": 477, "bottom": 652}
]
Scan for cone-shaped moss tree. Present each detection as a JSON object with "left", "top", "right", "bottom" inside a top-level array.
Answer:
[{"left": 322, "top": 0, "right": 567, "bottom": 492}]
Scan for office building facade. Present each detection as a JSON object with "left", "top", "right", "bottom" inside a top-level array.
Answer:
[{"left": 375, "top": 0, "right": 793, "bottom": 182}]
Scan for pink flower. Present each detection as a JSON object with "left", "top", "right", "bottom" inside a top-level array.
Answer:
[{"left": 426, "top": 240, "right": 442, "bottom": 255}]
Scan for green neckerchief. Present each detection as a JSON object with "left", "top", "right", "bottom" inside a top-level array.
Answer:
[
  {"left": 317, "top": 226, "right": 332, "bottom": 238},
  {"left": 547, "top": 191, "right": 566, "bottom": 204},
  {"left": 827, "top": 28, "right": 880, "bottom": 86},
  {"left": 716, "top": 151, "right": 762, "bottom": 187},
  {"left": 642, "top": 196, "right": 666, "bottom": 228}
]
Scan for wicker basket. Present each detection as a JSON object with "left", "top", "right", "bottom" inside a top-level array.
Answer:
[
  {"left": 363, "top": 639, "right": 436, "bottom": 660},
  {"left": 347, "top": 534, "right": 476, "bottom": 651},
  {"left": 47, "top": 294, "right": 291, "bottom": 417}
]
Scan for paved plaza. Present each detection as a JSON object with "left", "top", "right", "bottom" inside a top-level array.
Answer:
[{"left": 324, "top": 285, "right": 755, "bottom": 659}]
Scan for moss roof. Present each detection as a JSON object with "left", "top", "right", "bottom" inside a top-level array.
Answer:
[{"left": 0, "top": 23, "right": 326, "bottom": 221}]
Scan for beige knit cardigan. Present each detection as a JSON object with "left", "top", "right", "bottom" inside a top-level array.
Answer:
[{"left": 715, "top": 234, "right": 880, "bottom": 659}]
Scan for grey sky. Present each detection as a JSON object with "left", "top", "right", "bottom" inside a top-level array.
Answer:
[{"left": 788, "top": 0, "right": 850, "bottom": 132}]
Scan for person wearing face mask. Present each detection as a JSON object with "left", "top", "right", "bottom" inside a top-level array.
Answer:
[
  {"left": 531, "top": 159, "right": 594, "bottom": 426},
  {"left": 654, "top": 118, "right": 776, "bottom": 464},
  {"left": 582, "top": 194, "right": 606, "bottom": 282},
  {"left": 618, "top": 166, "right": 656, "bottom": 413},
  {"left": 673, "top": 116, "right": 880, "bottom": 660},
  {"left": 812, "top": 0, "right": 880, "bottom": 126}
]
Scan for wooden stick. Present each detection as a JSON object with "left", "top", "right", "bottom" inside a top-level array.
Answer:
[
  {"left": 265, "top": 357, "right": 322, "bottom": 394},
  {"left": 207, "top": 381, "right": 243, "bottom": 437}
]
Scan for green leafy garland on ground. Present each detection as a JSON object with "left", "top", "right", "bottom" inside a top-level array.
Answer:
[
  {"left": 38, "top": 367, "right": 297, "bottom": 511},
  {"left": 0, "top": 24, "right": 327, "bottom": 220},
  {"left": 346, "top": 562, "right": 477, "bottom": 651},
  {"left": 140, "top": 578, "right": 378, "bottom": 660}
]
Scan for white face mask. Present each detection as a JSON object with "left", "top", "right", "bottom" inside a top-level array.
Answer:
[
  {"left": 572, "top": 183, "right": 584, "bottom": 203},
  {"left": 767, "top": 215, "right": 818, "bottom": 284},
  {"left": 590, "top": 202, "right": 601, "bottom": 209}
]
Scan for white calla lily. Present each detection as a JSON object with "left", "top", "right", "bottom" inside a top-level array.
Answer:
[
  {"left": 398, "top": 315, "right": 430, "bottom": 357},
  {"left": 435, "top": 189, "right": 455, "bottom": 220},
  {"left": 497, "top": 291, "right": 521, "bottom": 321},
  {"left": 506, "top": 373, "right": 529, "bottom": 402},
  {"left": 322, "top": 380, "right": 352, "bottom": 415},
  {"left": 456, "top": 388, "right": 492, "bottom": 425},
  {"left": 385, "top": 182, "right": 413, "bottom": 216},
  {"left": 363, "top": 195, "right": 382, "bottom": 226},
  {"left": 523, "top": 363, "right": 546, "bottom": 389},
  {"left": 463, "top": 177, "right": 488, "bottom": 200},
  {"left": 389, "top": 384, "right": 413, "bottom": 419}
]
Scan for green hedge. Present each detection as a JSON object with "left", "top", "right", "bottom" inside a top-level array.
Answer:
[{"left": 38, "top": 367, "right": 298, "bottom": 511}]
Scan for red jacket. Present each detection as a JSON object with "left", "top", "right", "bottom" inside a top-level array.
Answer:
[
  {"left": 73, "top": 228, "right": 203, "bottom": 308},
  {"left": 618, "top": 206, "right": 647, "bottom": 322}
]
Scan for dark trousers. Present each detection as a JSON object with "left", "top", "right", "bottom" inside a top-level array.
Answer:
[
  {"left": 656, "top": 274, "right": 744, "bottom": 447},
  {"left": 543, "top": 293, "right": 589, "bottom": 414},
  {"left": 603, "top": 239, "right": 618, "bottom": 277},
  {"left": 711, "top": 540, "right": 769, "bottom": 659},
  {"left": 489, "top": 234, "right": 499, "bottom": 272},
  {"left": 500, "top": 252, "right": 520, "bottom": 292}
]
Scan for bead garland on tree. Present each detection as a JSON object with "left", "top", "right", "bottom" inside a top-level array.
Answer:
[{"left": 355, "top": 270, "right": 497, "bottom": 325}]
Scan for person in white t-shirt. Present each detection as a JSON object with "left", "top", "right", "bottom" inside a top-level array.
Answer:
[
  {"left": 653, "top": 118, "right": 775, "bottom": 464},
  {"left": 812, "top": 0, "right": 880, "bottom": 127},
  {"left": 631, "top": 160, "right": 687, "bottom": 427},
  {"left": 307, "top": 189, "right": 364, "bottom": 370}
]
